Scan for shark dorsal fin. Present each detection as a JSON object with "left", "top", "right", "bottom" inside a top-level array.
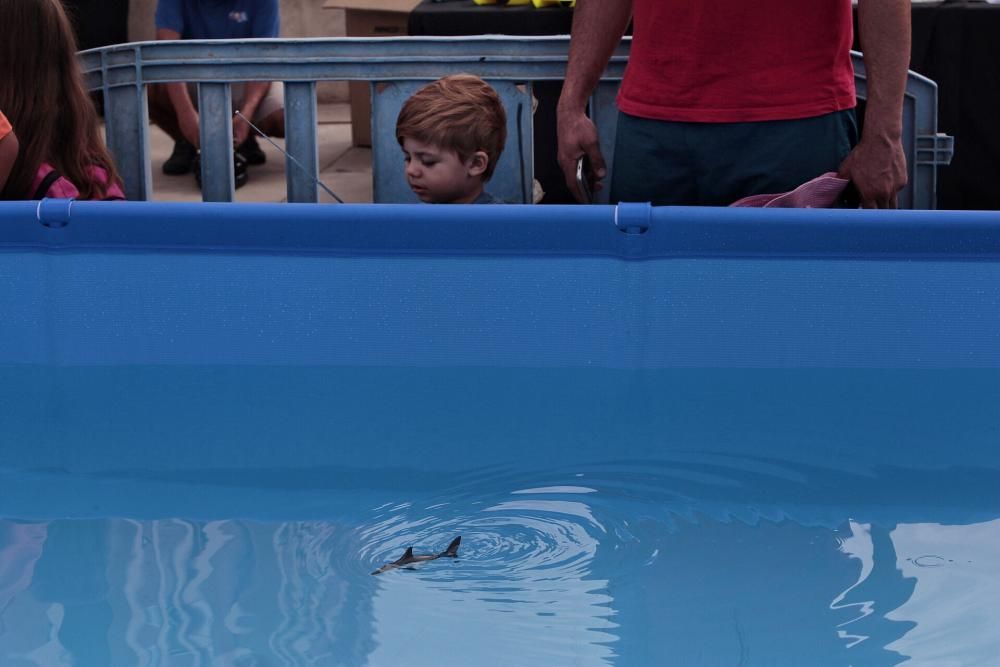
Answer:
[
  {"left": 441, "top": 536, "right": 461, "bottom": 558},
  {"left": 391, "top": 546, "right": 414, "bottom": 565}
]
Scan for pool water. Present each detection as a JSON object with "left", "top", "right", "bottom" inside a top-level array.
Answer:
[{"left": 2, "top": 366, "right": 1000, "bottom": 666}]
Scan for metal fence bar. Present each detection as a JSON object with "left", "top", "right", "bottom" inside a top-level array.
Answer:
[
  {"left": 283, "top": 81, "right": 319, "bottom": 203},
  {"left": 197, "top": 82, "right": 235, "bottom": 202},
  {"left": 101, "top": 48, "right": 152, "bottom": 201},
  {"left": 83, "top": 38, "right": 631, "bottom": 85},
  {"left": 909, "top": 72, "right": 949, "bottom": 211},
  {"left": 371, "top": 82, "right": 407, "bottom": 204},
  {"left": 591, "top": 81, "right": 622, "bottom": 206},
  {"left": 513, "top": 83, "right": 534, "bottom": 204}
]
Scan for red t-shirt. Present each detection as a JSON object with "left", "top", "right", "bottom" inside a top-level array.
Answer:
[{"left": 618, "top": 0, "right": 856, "bottom": 123}]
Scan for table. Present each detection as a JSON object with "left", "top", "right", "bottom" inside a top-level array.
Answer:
[
  {"left": 409, "top": 1, "right": 574, "bottom": 36},
  {"left": 410, "top": 0, "right": 1000, "bottom": 210}
]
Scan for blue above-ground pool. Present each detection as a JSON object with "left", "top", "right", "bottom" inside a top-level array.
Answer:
[{"left": 2, "top": 200, "right": 1000, "bottom": 666}]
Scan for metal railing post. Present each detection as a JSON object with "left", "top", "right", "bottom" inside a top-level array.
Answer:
[
  {"left": 284, "top": 81, "right": 320, "bottom": 204},
  {"left": 197, "top": 82, "right": 235, "bottom": 202},
  {"left": 102, "top": 46, "right": 152, "bottom": 201}
]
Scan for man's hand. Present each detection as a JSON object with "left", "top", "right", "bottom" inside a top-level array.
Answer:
[
  {"left": 177, "top": 108, "right": 200, "bottom": 148},
  {"left": 557, "top": 108, "right": 607, "bottom": 203},
  {"left": 233, "top": 114, "right": 251, "bottom": 148},
  {"left": 837, "top": 133, "right": 907, "bottom": 208},
  {"left": 234, "top": 82, "right": 270, "bottom": 148},
  {"left": 555, "top": 0, "right": 632, "bottom": 203}
]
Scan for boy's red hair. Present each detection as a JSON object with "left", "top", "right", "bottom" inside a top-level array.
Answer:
[{"left": 396, "top": 74, "right": 507, "bottom": 181}]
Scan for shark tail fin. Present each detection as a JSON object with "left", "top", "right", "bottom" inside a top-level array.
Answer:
[{"left": 441, "top": 536, "right": 461, "bottom": 558}]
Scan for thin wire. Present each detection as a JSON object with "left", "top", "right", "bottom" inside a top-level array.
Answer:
[{"left": 234, "top": 110, "right": 344, "bottom": 203}]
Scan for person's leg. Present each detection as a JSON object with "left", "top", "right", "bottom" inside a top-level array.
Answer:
[
  {"left": 147, "top": 83, "right": 184, "bottom": 142},
  {"left": 149, "top": 83, "right": 199, "bottom": 175},
  {"left": 233, "top": 82, "right": 285, "bottom": 165},
  {"left": 693, "top": 110, "right": 859, "bottom": 206},
  {"left": 251, "top": 82, "right": 285, "bottom": 137},
  {"left": 236, "top": 107, "right": 284, "bottom": 166},
  {"left": 254, "top": 107, "right": 285, "bottom": 138},
  {"left": 609, "top": 112, "right": 698, "bottom": 205}
]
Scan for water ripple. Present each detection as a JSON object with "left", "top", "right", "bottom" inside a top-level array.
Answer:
[{"left": 360, "top": 492, "right": 605, "bottom": 585}]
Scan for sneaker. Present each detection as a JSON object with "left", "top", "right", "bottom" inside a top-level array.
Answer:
[
  {"left": 233, "top": 151, "right": 249, "bottom": 188},
  {"left": 193, "top": 151, "right": 249, "bottom": 191},
  {"left": 237, "top": 134, "right": 266, "bottom": 166},
  {"left": 162, "top": 139, "right": 197, "bottom": 175}
]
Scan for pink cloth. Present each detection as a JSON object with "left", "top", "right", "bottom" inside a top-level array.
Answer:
[
  {"left": 30, "top": 163, "right": 125, "bottom": 200},
  {"left": 730, "top": 172, "right": 849, "bottom": 208}
]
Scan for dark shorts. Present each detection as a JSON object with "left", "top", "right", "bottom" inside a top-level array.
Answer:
[{"left": 609, "top": 109, "right": 858, "bottom": 206}]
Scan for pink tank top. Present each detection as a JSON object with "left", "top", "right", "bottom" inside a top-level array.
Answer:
[{"left": 30, "top": 163, "right": 126, "bottom": 200}]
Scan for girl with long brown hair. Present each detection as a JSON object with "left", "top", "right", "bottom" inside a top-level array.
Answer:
[{"left": 0, "top": 0, "right": 122, "bottom": 200}]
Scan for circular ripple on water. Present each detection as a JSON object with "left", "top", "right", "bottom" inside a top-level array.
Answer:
[
  {"left": 357, "top": 454, "right": 826, "bottom": 583},
  {"left": 359, "top": 485, "right": 606, "bottom": 583}
]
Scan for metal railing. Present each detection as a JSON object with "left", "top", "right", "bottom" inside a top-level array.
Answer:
[{"left": 81, "top": 36, "right": 953, "bottom": 208}]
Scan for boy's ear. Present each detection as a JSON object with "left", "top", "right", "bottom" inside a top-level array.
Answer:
[{"left": 466, "top": 151, "right": 489, "bottom": 178}]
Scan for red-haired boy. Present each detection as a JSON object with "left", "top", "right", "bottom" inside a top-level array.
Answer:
[{"left": 396, "top": 75, "right": 507, "bottom": 204}]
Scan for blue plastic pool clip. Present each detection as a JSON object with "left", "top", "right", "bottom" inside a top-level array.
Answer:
[
  {"left": 614, "top": 202, "right": 652, "bottom": 235},
  {"left": 36, "top": 198, "right": 74, "bottom": 229}
]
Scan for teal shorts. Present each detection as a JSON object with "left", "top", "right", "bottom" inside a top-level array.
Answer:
[{"left": 610, "top": 109, "right": 858, "bottom": 206}]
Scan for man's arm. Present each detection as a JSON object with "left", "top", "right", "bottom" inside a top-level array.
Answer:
[
  {"left": 157, "top": 27, "right": 201, "bottom": 147},
  {"left": 556, "top": 0, "right": 632, "bottom": 202},
  {"left": 839, "top": 0, "right": 910, "bottom": 208},
  {"left": 233, "top": 82, "right": 271, "bottom": 146}
]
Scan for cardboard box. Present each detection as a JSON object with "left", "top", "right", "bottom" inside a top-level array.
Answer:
[{"left": 324, "top": 0, "right": 421, "bottom": 146}]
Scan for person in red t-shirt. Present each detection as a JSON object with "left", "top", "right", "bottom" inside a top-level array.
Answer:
[{"left": 557, "top": 0, "right": 910, "bottom": 208}]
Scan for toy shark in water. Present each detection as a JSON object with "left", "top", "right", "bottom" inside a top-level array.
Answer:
[{"left": 371, "top": 536, "right": 461, "bottom": 575}]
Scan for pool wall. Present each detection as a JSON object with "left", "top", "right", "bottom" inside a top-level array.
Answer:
[
  {"left": 3, "top": 201, "right": 1000, "bottom": 369},
  {"left": 2, "top": 201, "right": 1000, "bottom": 516}
]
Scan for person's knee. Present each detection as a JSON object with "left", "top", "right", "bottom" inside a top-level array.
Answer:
[
  {"left": 257, "top": 109, "right": 285, "bottom": 138},
  {"left": 147, "top": 84, "right": 179, "bottom": 127},
  {"left": 148, "top": 84, "right": 169, "bottom": 113}
]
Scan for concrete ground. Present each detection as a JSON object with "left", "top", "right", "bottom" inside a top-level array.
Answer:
[{"left": 147, "top": 103, "right": 372, "bottom": 203}]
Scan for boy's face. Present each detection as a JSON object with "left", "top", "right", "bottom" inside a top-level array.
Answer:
[{"left": 402, "top": 137, "right": 488, "bottom": 204}]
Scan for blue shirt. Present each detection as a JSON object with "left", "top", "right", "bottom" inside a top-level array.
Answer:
[
  {"left": 473, "top": 191, "right": 502, "bottom": 204},
  {"left": 156, "top": 0, "right": 279, "bottom": 40}
]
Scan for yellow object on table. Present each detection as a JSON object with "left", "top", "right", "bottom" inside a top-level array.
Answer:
[{"left": 473, "top": 0, "right": 575, "bottom": 6}]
